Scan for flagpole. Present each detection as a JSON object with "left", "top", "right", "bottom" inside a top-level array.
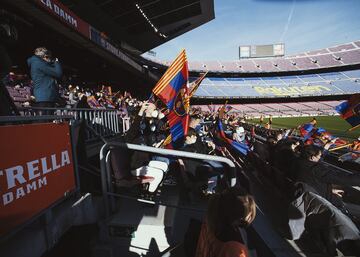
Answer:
[
  {"left": 348, "top": 123, "right": 360, "bottom": 131},
  {"left": 329, "top": 143, "right": 353, "bottom": 152},
  {"left": 188, "top": 71, "right": 208, "bottom": 98}
]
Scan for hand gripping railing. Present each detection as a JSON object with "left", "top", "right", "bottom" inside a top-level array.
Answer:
[{"left": 99, "top": 142, "right": 237, "bottom": 217}]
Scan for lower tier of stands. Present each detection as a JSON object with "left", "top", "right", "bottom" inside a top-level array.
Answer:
[{"left": 194, "top": 100, "right": 342, "bottom": 118}]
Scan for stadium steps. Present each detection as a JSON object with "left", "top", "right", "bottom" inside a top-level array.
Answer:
[{"left": 91, "top": 182, "right": 203, "bottom": 257}]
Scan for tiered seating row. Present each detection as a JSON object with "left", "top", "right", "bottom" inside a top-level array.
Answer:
[{"left": 6, "top": 86, "right": 31, "bottom": 106}]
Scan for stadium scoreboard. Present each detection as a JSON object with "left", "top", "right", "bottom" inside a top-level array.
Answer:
[{"left": 239, "top": 43, "right": 285, "bottom": 59}]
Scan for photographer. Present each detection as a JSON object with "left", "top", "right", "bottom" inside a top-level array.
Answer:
[{"left": 27, "top": 47, "right": 62, "bottom": 112}]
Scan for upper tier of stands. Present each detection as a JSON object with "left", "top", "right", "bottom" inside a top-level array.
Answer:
[
  {"left": 193, "top": 69, "right": 360, "bottom": 98},
  {"left": 147, "top": 40, "right": 360, "bottom": 73}
]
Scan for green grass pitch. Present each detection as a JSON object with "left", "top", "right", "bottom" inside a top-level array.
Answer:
[{"left": 249, "top": 115, "right": 359, "bottom": 141}]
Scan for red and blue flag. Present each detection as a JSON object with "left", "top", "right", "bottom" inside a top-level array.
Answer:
[
  {"left": 335, "top": 94, "right": 360, "bottom": 129},
  {"left": 152, "top": 50, "right": 189, "bottom": 143},
  {"left": 217, "top": 119, "right": 249, "bottom": 155},
  {"left": 299, "top": 123, "right": 314, "bottom": 138}
]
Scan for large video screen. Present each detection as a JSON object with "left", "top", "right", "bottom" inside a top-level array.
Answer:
[{"left": 239, "top": 43, "right": 284, "bottom": 59}]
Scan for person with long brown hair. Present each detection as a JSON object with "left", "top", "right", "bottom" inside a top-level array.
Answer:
[{"left": 195, "top": 187, "right": 256, "bottom": 257}]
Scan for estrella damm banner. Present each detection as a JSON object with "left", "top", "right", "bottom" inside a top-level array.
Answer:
[{"left": 0, "top": 122, "right": 76, "bottom": 236}]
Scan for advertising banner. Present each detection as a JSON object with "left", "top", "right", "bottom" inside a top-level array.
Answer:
[
  {"left": 35, "top": 0, "right": 90, "bottom": 38},
  {"left": 89, "top": 26, "right": 142, "bottom": 71},
  {"left": 35, "top": 0, "right": 142, "bottom": 72},
  {"left": 0, "top": 122, "right": 76, "bottom": 236}
]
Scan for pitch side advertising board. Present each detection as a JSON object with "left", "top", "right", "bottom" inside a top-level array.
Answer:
[{"left": 0, "top": 122, "right": 76, "bottom": 236}]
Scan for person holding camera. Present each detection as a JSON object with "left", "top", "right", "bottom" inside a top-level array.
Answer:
[{"left": 27, "top": 47, "right": 62, "bottom": 111}]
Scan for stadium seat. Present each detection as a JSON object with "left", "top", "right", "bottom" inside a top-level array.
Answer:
[{"left": 110, "top": 148, "right": 155, "bottom": 189}]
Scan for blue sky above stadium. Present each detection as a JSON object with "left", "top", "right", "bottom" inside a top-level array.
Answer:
[{"left": 149, "top": 0, "right": 360, "bottom": 61}]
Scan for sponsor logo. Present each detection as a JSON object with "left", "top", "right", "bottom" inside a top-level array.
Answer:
[
  {"left": 0, "top": 150, "right": 71, "bottom": 206},
  {"left": 253, "top": 85, "right": 331, "bottom": 96},
  {"left": 40, "top": 0, "right": 78, "bottom": 28}
]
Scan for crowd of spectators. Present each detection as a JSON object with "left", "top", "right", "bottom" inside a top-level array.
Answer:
[
  {"left": 106, "top": 96, "right": 358, "bottom": 256},
  {"left": 244, "top": 117, "right": 360, "bottom": 255},
  {"left": 3, "top": 70, "right": 144, "bottom": 117},
  {"left": 3, "top": 48, "right": 359, "bottom": 257}
]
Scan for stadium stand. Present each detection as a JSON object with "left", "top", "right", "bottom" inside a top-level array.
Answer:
[
  {"left": 5, "top": 86, "right": 31, "bottom": 106},
  {"left": 193, "top": 100, "right": 342, "bottom": 118},
  {"left": 146, "top": 41, "right": 360, "bottom": 73},
  {"left": 192, "top": 69, "right": 360, "bottom": 98},
  {"left": 2, "top": 0, "right": 360, "bottom": 255}
]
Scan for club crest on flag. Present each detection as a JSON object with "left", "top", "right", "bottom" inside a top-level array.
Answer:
[
  {"left": 173, "top": 89, "right": 188, "bottom": 117},
  {"left": 151, "top": 49, "right": 189, "bottom": 145}
]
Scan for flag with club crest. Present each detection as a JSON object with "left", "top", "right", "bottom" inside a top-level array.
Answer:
[
  {"left": 335, "top": 94, "right": 360, "bottom": 130},
  {"left": 152, "top": 50, "right": 189, "bottom": 144}
]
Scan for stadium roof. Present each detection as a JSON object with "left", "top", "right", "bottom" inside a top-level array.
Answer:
[{"left": 59, "top": 0, "right": 214, "bottom": 53}]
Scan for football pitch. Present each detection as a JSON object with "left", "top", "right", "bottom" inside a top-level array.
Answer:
[{"left": 249, "top": 115, "right": 359, "bottom": 141}]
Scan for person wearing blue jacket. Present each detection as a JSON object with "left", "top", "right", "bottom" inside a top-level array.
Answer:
[{"left": 27, "top": 47, "right": 62, "bottom": 109}]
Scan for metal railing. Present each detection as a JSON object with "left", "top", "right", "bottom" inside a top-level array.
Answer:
[
  {"left": 18, "top": 107, "right": 130, "bottom": 141},
  {"left": 99, "top": 142, "right": 237, "bottom": 217}
]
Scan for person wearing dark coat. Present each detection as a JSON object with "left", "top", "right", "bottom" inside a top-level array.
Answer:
[
  {"left": 293, "top": 144, "right": 360, "bottom": 207},
  {"left": 288, "top": 190, "right": 360, "bottom": 256},
  {"left": 27, "top": 47, "right": 62, "bottom": 108}
]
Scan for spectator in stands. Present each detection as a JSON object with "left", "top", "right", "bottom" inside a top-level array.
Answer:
[
  {"left": 274, "top": 130, "right": 283, "bottom": 142},
  {"left": 189, "top": 114, "right": 202, "bottom": 132},
  {"left": 177, "top": 127, "right": 219, "bottom": 195},
  {"left": 181, "top": 127, "right": 215, "bottom": 155},
  {"left": 74, "top": 93, "right": 90, "bottom": 109},
  {"left": 67, "top": 85, "right": 78, "bottom": 106},
  {"left": 265, "top": 131, "right": 284, "bottom": 165},
  {"left": 293, "top": 144, "right": 360, "bottom": 210},
  {"left": 259, "top": 115, "right": 264, "bottom": 124},
  {"left": 0, "top": 30, "right": 21, "bottom": 115},
  {"left": 195, "top": 187, "right": 256, "bottom": 257},
  {"left": 288, "top": 190, "right": 360, "bottom": 256},
  {"left": 27, "top": 47, "right": 62, "bottom": 110},
  {"left": 232, "top": 126, "right": 246, "bottom": 143},
  {"left": 112, "top": 102, "right": 168, "bottom": 194},
  {"left": 311, "top": 117, "right": 317, "bottom": 126},
  {"left": 273, "top": 138, "right": 301, "bottom": 177}
]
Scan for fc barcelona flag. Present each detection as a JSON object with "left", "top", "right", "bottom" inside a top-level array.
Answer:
[
  {"left": 217, "top": 119, "right": 249, "bottom": 156},
  {"left": 87, "top": 96, "right": 102, "bottom": 109},
  {"left": 299, "top": 123, "right": 314, "bottom": 137},
  {"left": 153, "top": 50, "right": 189, "bottom": 143},
  {"left": 152, "top": 49, "right": 188, "bottom": 110},
  {"left": 335, "top": 94, "right": 360, "bottom": 129}
]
